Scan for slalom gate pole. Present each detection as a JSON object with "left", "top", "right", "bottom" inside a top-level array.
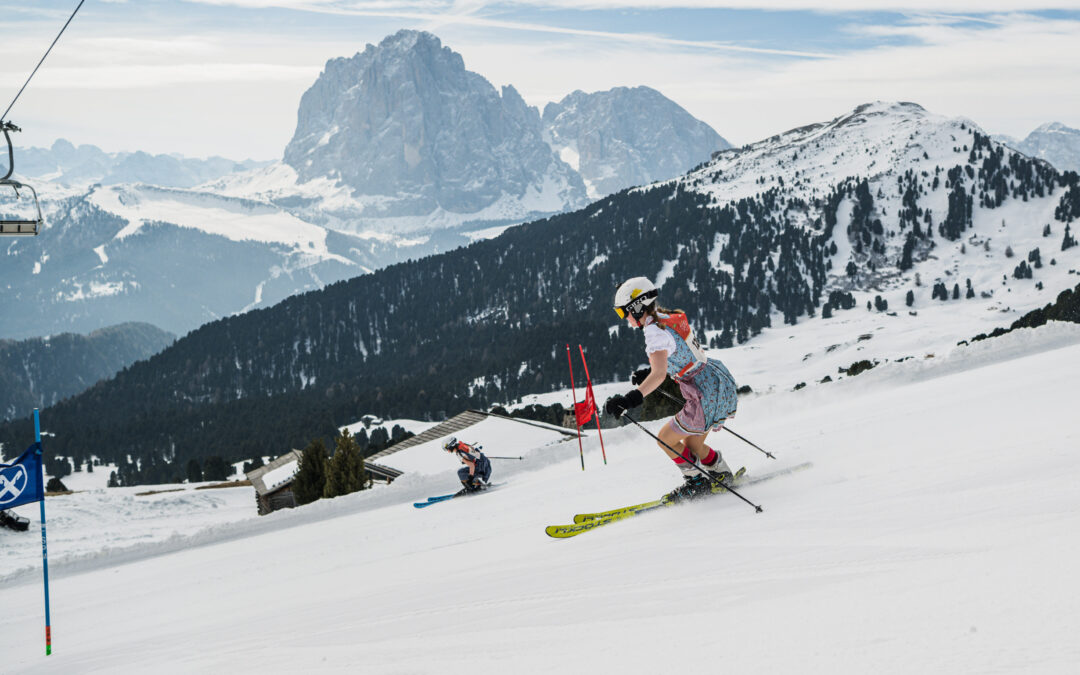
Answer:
[
  {"left": 649, "top": 387, "right": 776, "bottom": 460},
  {"left": 34, "top": 408, "right": 52, "bottom": 655},
  {"left": 565, "top": 345, "right": 585, "bottom": 471},
  {"left": 622, "top": 413, "right": 762, "bottom": 513},
  {"left": 577, "top": 345, "right": 607, "bottom": 465},
  {"left": 486, "top": 456, "right": 524, "bottom": 460}
]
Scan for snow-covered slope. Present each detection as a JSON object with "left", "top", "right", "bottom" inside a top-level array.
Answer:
[
  {"left": 684, "top": 101, "right": 972, "bottom": 205},
  {"left": 3, "top": 319, "right": 1079, "bottom": 673}
]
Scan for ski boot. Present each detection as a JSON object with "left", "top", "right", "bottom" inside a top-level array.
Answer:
[
  {"left": 456, "top": 478, "right": 485, "bottom": 496},
  {"left": 702, "top": 455, "right": 747, "bottom": 490},
  {"left": 662, "top": 474, "right": 714, "bottom": 504}
]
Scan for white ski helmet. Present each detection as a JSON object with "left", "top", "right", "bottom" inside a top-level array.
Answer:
[{"left": 614, "top": 277, "right": 658, "bottom": 320}]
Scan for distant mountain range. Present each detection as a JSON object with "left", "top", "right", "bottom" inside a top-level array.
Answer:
[
  {"left": 5, "top": 101, "right": 1078, "bottom": 478},
  {"left": 0, "top": 322, "right": 174, "bottom": 422},
  {"left": 14, "top": 139, "right": 270, "bottom": 188},
  {"left": 1, "top": 29, "right": 727, "bottom": 341},
  {"left": 994, "top": 122, "right": 1080, "bottom": 174}
]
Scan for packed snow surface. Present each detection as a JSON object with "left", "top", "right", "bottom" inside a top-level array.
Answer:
[{"left": 3, "top": 321, "right": 1080, "bottom": 673}]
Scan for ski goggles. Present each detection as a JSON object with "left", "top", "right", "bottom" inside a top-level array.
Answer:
[{"left": 614, "top": 293, "right": 655, "bottom": 320}]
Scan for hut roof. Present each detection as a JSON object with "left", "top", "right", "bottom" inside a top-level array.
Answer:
[{"left": 245, "top": 450, "right": 302, "bottom": 496}]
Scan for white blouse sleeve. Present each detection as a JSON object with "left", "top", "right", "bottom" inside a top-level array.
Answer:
[{"left": 643, "top": 324, "right": 677, "bottom": 355}]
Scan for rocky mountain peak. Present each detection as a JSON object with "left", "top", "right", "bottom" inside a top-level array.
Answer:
[
  {"left": 283, "top": 30, "right": 586, "bottom": 220},
  {"left": 542, "top": 85, "right": 729, "bottom": 197}
]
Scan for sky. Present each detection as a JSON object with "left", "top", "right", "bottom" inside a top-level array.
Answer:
[{"left": 0, "top": 1, "right": 1077, "bottom": 160}]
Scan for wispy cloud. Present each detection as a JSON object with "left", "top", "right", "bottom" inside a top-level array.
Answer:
[
  {"left": 188, "top": 1, "right": 839, "bottom": 58},
  {"left": 1, "top": 2, "right": 1077, "bottom": 159},
  {"left": 185, "top": 0, "right": 1080, "bottom": 11}
]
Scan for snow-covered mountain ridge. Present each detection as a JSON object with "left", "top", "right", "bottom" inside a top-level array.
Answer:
[
  {"left": 683, "top": 101, "right": 958, "bottom": 204},
  {"left": 661, "top": 101, "right": 1077, "bottom": 328}
]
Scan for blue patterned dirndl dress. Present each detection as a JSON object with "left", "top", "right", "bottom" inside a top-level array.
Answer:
[{"left": 653, "top": 321, "right": 738, "bottom": 436}]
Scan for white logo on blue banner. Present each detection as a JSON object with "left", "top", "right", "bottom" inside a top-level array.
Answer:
[{"left": 0, "top": 463, "right": 29, "bottom": 506}]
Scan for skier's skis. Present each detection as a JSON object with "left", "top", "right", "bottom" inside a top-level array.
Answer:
[
  {"left": 414, "top": 494, "right": 457, "bottom": 508},
  {"left": 547, "top": 462, "right": 813, "bottom": 538},
  {"left": 571, "top": 497, "right": 666, "bottom": 523},
  {"left": 572, "top": 466, "right": 749, "bottom": 523},
  {"left": 413, "top": 482, "right": 504, "bottom": 508}
]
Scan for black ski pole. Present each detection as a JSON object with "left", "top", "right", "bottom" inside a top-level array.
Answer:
[
  {"left": 622, "top": 413, "right": 763, "bottom": 513},
  {"left": 649, "top": 387, "right": 777, "bottom": 460},
  {"left": 486, "top": 456, "right": 524, "bottom": 460},
  {"left": 722, "top": 427, "right": 776, "bottom": 460}
]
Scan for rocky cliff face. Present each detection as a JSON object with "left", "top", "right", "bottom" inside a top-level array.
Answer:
[
  {"left": 542, "top": 86, "right": 731, "bottom": 197},
  {"left": 283, "top": 30, "right": 587, "bottom": 219}
]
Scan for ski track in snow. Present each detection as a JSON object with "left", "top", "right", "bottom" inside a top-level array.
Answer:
[{"left": 3, "top": 322, "right": 1080, "bottom": 673}]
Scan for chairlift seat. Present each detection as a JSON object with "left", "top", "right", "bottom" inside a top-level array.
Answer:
[
  {"left": 0, "top": 178, "right": 43, "bottom": 236},
  {"left": 0, "top": 219, "right": 40, "bottom": 235}
]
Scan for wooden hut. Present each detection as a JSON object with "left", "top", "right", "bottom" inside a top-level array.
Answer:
[
  {"left": 246, "top": 450, "right": 303, "bottom": 516},
  {"left": 246, "top": 450, "right": 405, "bottom": 515}
]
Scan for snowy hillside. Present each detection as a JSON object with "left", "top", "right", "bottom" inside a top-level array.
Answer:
[
  {"left": 0, "top": 181, "right": 426, "bottom": 339},
  {"left": 668, "top": 101, "right": 1080, "bottom": 332},
  {"left": 3, "top": 315, "right": 1079, "bottom": 672}
]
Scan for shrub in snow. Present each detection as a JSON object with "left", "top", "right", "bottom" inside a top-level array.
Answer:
[{"left": 841, "top": 360, "right": 876, "bottom": 377}]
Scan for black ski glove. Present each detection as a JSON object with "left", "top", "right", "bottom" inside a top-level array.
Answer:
[
  {"left": 631, "top": 368, "right": 651, "bottom": 386},
  {"left": 605, "top": 389, "right": 643, "bottom": 418}
]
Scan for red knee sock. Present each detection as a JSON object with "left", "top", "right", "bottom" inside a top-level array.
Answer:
[{"left": 702, "top": 448, "right": 718, "bottom": 466}]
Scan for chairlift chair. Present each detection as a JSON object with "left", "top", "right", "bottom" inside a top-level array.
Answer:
[{"left": 0, "top": 120, "right": 44, "bottom": 236}]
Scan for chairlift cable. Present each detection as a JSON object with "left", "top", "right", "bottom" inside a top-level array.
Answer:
[{"left": 1, "top": 0, "right": 87, "bottom": 122}]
